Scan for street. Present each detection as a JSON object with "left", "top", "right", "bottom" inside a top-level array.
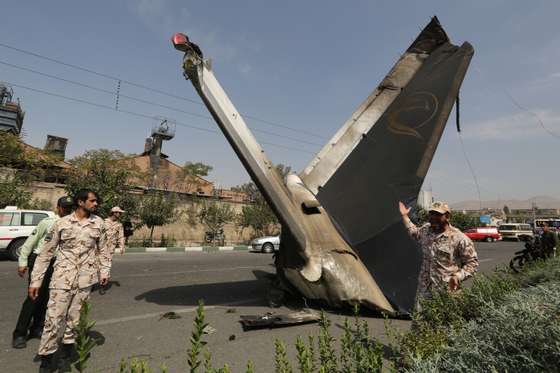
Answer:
[{"left": 0, "top": 242, "right": 521, "bottom": 372}]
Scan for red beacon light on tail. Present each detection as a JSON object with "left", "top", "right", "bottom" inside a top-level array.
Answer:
[
  {"left": 171, "top": 33, "right": 203, "bottom": 58},
  {"left": 171, "top": 33, "right": 189, "bottom": 52}
]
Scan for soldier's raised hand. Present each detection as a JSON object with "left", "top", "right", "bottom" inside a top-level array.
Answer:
[{"left": 399, "top": 201, "right": 411, "bottom": 217}]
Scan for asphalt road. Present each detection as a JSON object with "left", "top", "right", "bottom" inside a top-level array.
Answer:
[{"left": 0, "top": 241, "right": 521, "bottom": 372}]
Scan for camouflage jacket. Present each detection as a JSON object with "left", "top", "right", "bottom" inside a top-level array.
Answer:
[
  {"left": 404, "top": 218, "right": 479, "bottom": 296},
  {"left": 103, "top": 218, "right": 125, "bottom": 253},
  {"left": 30, "top": 213, "right": 111, "bottom": 290}
]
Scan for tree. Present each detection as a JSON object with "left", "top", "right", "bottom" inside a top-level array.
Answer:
[
  {"left": 237, "top": 202, "right": 278, "bottom": 238},
  {"left": 179, "top": 161, "right": 213, "bottom": 193},
  {"left": 450, "top": 212, "right": 479, "bottom": 231},
  {"left": 137, "top": 192, "right": 178, "bottom": 244},
  {"left": 65, "top": 149, "right": 143, "bottom": 218},
  {"left": 0, "top": 132, "right": 57, "bottom": 208},
  {"left": 503, "top": 205, "right": 510, "bottom": 216},
  {"left": 197, "top": 201, "right": 235, "bottom": 245},
  {"left": 230, "top": 164, "right": 289, "bottom": 237},
  {"left": 411, "top": 207, "right": 429, "bottom": 225},
  {"left": 0, "top": 173, "right": 33, "bottom": 208}
]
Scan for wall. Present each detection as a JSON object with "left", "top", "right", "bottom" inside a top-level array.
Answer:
[
  {"left": 129, "top": 198, "right": 267, "bottom": 246},
  {"left": 29, "top": 181, "right": 67, "bottom": 208}
]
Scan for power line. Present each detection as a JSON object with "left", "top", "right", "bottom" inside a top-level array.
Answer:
[
  {"left": 472, "top": 65, "right": 560, "bottom": 141},
  {"left": 0, "top": 41, "right": 328, "bottom": 139},
  {"left": 502, "top": 90, "right": 560, "bottom": 140},
  {"left": 457, "top": 132, "right": 482, "bottom": 210},
  {"left": 7, "top": 82, "right": 316, "bottom": 155},
  {"left": 0, "top": 42, "right": 201, "bottom": 104},
  {"left": 0, "top": 60, "right": 323, "bottom": 147}
]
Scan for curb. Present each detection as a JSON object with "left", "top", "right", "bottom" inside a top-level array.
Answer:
[{"left": 124, "top": 245, "right": 251, "bottom": 254}]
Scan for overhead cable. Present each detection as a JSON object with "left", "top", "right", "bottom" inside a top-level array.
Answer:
[
  {"left": 0, "top": 60, "right": 322, "bottom": 147},
  {"left": 7, "top": 82, "right": 315, "bottom": 155},
  {"left": 0, "top": 42, "right": 327, "bottom": 139}
]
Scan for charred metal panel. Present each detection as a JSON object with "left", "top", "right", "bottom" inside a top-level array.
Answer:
[
  {"left": 315, "top": 41, "right": 474, "bottom": 312},
  {"left": 302, "top": 17, "right": 450, "bottom": 195}
]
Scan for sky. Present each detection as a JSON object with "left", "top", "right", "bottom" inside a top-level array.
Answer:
[{"left": 1, "top": 0, "right": 559, "bottom": 203}]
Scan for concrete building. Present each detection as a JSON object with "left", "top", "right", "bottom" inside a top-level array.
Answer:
[
  {"left": 0, "top": 84, "right": 24, "bottom": 135},
  {"left": 417, "top": 189, "right": 433, "bottom": 210}
]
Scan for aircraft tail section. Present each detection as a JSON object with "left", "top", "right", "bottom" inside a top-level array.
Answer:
[{"left": 304, "top": 18, "right": 474, "bottom": 312}]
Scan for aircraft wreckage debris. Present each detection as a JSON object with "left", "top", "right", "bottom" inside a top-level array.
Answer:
[
  {"left": 172, "top": 16, "right": 473, "bottom": 315},
  {"left": 239, "top": 309, "right": 321, "bottom": 330}
]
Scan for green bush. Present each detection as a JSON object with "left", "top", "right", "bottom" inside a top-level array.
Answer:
[
  {"left": 407, "top": 282, "right": 560, "bottom": 372},
  {"left": 392, "top": 257, "right": 560, "bottom": 370}
]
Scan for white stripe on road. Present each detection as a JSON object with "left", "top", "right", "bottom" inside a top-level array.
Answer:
[
  {"left": 117, "top": 265, "right": 272, "bottom": 278},
  {"left": 95, "top": 297, "right": 262, "bottom": 326},
  {"left": 145, "top": 247, "right": 167, "bottom": 252},
  {"left": 479, "top": 258, "right": 494, "bottom": 263}
]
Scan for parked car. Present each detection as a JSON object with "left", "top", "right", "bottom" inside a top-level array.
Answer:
[
  {"left": 498, "top": 223, "right": 534, "bottom": 241},
  {"left": 251, "top": 235, "right": 280, "bottom": 253},
  {"left": 464, "top": 227, "right": 502, "bottom": 242},
  {"left": 0, "top": 206, "right": 55, "bottom": 260}
]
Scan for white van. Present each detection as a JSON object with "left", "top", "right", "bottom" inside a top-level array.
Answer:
[
  {"left": 498, "top": 223, "right": 534, "bottom": 241},
  {"left": 0, "top": 206, "right": 55, "bottom": 260}
]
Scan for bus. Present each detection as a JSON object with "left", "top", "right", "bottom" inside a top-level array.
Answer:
[{"left": 533, "top": 218, "right": 560, "bottom": 234}]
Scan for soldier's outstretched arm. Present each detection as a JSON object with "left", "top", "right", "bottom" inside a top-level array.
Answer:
[
  {"left": 29, "top": 222, "right": 60, "bottom": 298},
  {"left": 399, "top": 202, "right": 421, "bottom": 239}
]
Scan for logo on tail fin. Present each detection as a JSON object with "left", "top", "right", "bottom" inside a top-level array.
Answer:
[{"left": 387, "top": 91, "right": 439, "bottom": 140}]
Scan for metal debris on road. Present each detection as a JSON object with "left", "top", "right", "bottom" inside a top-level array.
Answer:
[
  {"left": 159, "top": 311, "right": 181, "bottom": 320},
  {"left": 239, "top": 309, "right": 321, "bottom": 330}
]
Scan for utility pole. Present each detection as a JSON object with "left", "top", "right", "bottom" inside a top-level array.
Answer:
[{"left": 532, "top": 200, "right": 537, "bottom": 223}]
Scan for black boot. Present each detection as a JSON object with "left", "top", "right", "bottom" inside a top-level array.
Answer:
[
  {"left": 58, "top": 343, "right": 76, "bottom": 372},
  {"left": 12, "top": 335, "right": 27, "bottom": 349},
  {"left": 39, "top": 354, "right": 54, "bottom": 373},
  {"left": 60, "top": 343, "right": 75, "bottom": 360}
]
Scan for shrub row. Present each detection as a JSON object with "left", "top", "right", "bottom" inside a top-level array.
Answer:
[{"left": 390, "top": 257, "right": 560, "bottom": 371}]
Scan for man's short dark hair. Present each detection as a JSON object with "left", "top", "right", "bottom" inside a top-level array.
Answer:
[{"left": 74, "top": 189, "right": 98, "bottom": 206}]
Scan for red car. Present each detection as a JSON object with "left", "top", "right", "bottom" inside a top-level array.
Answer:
[{"left": 464, "top": 227, "right": 502, "bottom": 242}]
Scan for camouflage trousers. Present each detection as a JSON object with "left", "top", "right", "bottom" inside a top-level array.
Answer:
[{"left": 38, "top": 286, "right": 92, "bottom": 356}]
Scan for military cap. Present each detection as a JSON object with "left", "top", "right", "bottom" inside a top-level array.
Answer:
[
  {"left": 57, "top": 196, "right": 74, "bottom": 208},
  {"left": 429, "top": 201, "right": 450, "bottom": 214}
]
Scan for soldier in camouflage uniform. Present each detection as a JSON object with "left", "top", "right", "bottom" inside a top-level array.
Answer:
[
  {"left": 104, "top": 206, "right": 125, "bottom": 256},
  {"left": 29, "top": 189, "right": 111, "bottom": 373},
  {"left": 399, "top": 201, "right": 479, "bottom": 306},
  {"left": 12, "top": 196, "right": 74, "bottom": 350}
]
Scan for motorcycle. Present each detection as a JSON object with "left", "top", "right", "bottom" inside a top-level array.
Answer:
[
  {"left": 204, "top": 229, "right": 225, "bottom": 246},
  {"left": 509, "top": 234, "right": 546, "bottom": 273}
]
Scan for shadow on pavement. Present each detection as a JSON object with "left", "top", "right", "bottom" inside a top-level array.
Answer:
[{"left": 134, "top": 279, "right": 268, "bottom": 307}]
